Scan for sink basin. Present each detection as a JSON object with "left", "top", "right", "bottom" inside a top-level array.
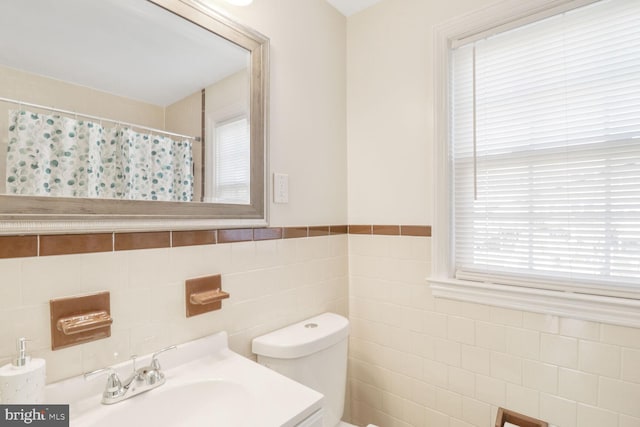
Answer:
[
  {"left": 44, "top": 332, "right": 323, "bottom": 426},
  {"left": 78, "top": 380, "right": 257, "bottom": 427}
]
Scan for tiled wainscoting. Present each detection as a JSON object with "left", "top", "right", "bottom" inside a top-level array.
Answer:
[
  {"left": 4, "top": 224, "right": 639, "bottom": 427},
  {"left": 348, "top": 233, "right": 640, "bottom": 427},
  {"left": 0, "top": 229, "right": 353, "bottom": 383},
  {"left": 0, "top": 224, "right": 428, "bottom": 384}
]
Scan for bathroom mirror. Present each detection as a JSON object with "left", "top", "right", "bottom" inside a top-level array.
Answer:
[{"left": 0, "top": 0, "right": 268, "bottom": 233}]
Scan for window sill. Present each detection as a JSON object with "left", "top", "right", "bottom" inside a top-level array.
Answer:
[{"left": 428, "top": 276, "right": 640, "bottom": 328}]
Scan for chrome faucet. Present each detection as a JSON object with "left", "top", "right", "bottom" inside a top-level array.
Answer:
[{"left": 84, "top": 345, "right": 177, "bottom": 404}]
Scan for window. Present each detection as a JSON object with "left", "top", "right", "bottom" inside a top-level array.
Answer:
[
  {"left": 431, "top": 0, "right": 640, "bottom": 326},
  {"left": 207, "top": 116, "right": 251, "bottom": 204}
]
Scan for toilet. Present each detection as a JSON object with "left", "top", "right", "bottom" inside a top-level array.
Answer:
[{"left": 252, "top": 312, "right": 375, "bottom": 427}]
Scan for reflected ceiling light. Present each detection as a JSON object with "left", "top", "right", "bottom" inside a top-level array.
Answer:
[{"left": 224, "top": 0, "right": 253, "bottom": 5}]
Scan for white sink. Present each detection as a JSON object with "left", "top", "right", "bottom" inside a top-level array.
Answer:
[
  {"left": 76, "top": 380, "right": 256, "bottom": 427},
  {"left": 44, "top": 332, "right": 323, "bottom": 426}
]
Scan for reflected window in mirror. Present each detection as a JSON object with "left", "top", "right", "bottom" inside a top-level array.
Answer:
[{"left": 209, "top": 115, "right": 250, "bottom": 205}]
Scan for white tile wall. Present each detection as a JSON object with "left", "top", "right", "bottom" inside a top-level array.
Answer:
[
  {"left": 4, "top": 230, "right": 639, "bottom": 426},
  {"left": 348, "top": 234, "right": 640, "bottom": 427},
  {"left": 0, "top": 235, "right": 349, "bottom": 383}
]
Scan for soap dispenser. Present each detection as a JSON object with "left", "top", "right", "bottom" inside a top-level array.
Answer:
[{"left": 0, "top": 338, "right": 46, "bottom": 403}]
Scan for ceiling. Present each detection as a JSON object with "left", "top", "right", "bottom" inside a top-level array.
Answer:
[{"left": 324, "top": 0, "right": 384, "bottom": 16}]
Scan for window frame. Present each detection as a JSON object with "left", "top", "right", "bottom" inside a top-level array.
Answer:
[{"left": 429, "top": 0, "right": 640, "bottom": 328}]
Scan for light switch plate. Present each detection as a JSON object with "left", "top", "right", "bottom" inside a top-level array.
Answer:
[{"left": 273, "top": 173, "right": 289, "bottom": 203}]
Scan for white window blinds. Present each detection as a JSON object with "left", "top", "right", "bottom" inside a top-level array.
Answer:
[
  {"left": 451, "top": 0, "right": 640, "bottom": 295},
  {"left": 212, "top": 116, "right": 250, "bottom": 204}
]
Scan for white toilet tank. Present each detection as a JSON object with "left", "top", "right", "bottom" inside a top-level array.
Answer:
[{"left": 252, "top": 313, "right": 349, "bottom": 427}]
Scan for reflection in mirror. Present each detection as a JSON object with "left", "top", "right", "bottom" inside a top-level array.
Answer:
[{"left": 0, "top": 0, "right": 251, "bottom": 205}]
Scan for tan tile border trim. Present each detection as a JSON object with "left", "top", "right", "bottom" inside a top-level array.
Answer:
[
  {"left": 0, "top": 224, "right": 429, "bottom": 259},
  {"left": 40, "top": 233, "right": 113, "bottom": 256},
  {"left": 115, "top": 232, "right": 171, "bottom": 251},
  {"left": 253, "top": 228, "right": 283, "bottom": 241},
  {"left": 373, "top": 225, "right": 400, "bottom": 235},
  {"left": 399, "top": 225, "right": 432, "bottom": 237},
  {"left": 172, "top": 230, "right": 217, "bottom": 247},
  {"left": 283, "top": 227, "right": 308, "bottom": 239},
  {"left": 349, "top": 225, "right": 431, "bottom": 237},
  {"left": 218, "top": 228, "right": 254, "bottom": 244},
  {"left": 0, "top": 235, "right": 38, "bottom": 259}
]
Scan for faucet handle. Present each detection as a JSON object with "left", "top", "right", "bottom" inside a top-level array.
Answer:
[
  {"left": 150, "top": 345, "right": 177, "bottom": 371},
  {"left": 84, "top": 366, "right": 117, "bottom": 381},
  {"left": 84, "top": 367, "right": 124, "bottom": 398}
]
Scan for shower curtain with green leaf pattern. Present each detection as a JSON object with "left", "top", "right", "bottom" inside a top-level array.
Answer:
[{"left": 5, "top": 110, "right": 193, "bottom": 202}]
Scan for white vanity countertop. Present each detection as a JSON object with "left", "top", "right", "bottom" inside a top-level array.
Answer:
[{"left": 44, "top": 332, "right": 323, "bottom": 427}]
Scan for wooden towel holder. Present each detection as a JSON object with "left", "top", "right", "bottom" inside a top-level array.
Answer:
[{"left": 495, "top": 407, "right": 548, "bottom": 427}]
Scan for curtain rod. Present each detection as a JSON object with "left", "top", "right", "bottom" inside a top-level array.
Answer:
[{"left": 0, "top": 96, "right": 201, "bottom": 142}]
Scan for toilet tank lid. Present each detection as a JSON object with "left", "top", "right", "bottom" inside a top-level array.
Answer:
[{"left": 252, "top": 312, "right": 349, "bottom": 359}]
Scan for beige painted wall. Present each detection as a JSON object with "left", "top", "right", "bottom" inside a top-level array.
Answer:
[
  {"left": 347, "top": 0, "right": 494, "bottom": 225},
  {"left": 0, "top": 65, "right": 165, "bottom": 128},
  {"left": 220, "top": 0, "right": 348, "bottom": 226},
  {"left": 346, "top": 1, "right": 640, "bottom": 426},
  {"left": 204, "top": 68, "right": 249, "bottom": 120}
]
